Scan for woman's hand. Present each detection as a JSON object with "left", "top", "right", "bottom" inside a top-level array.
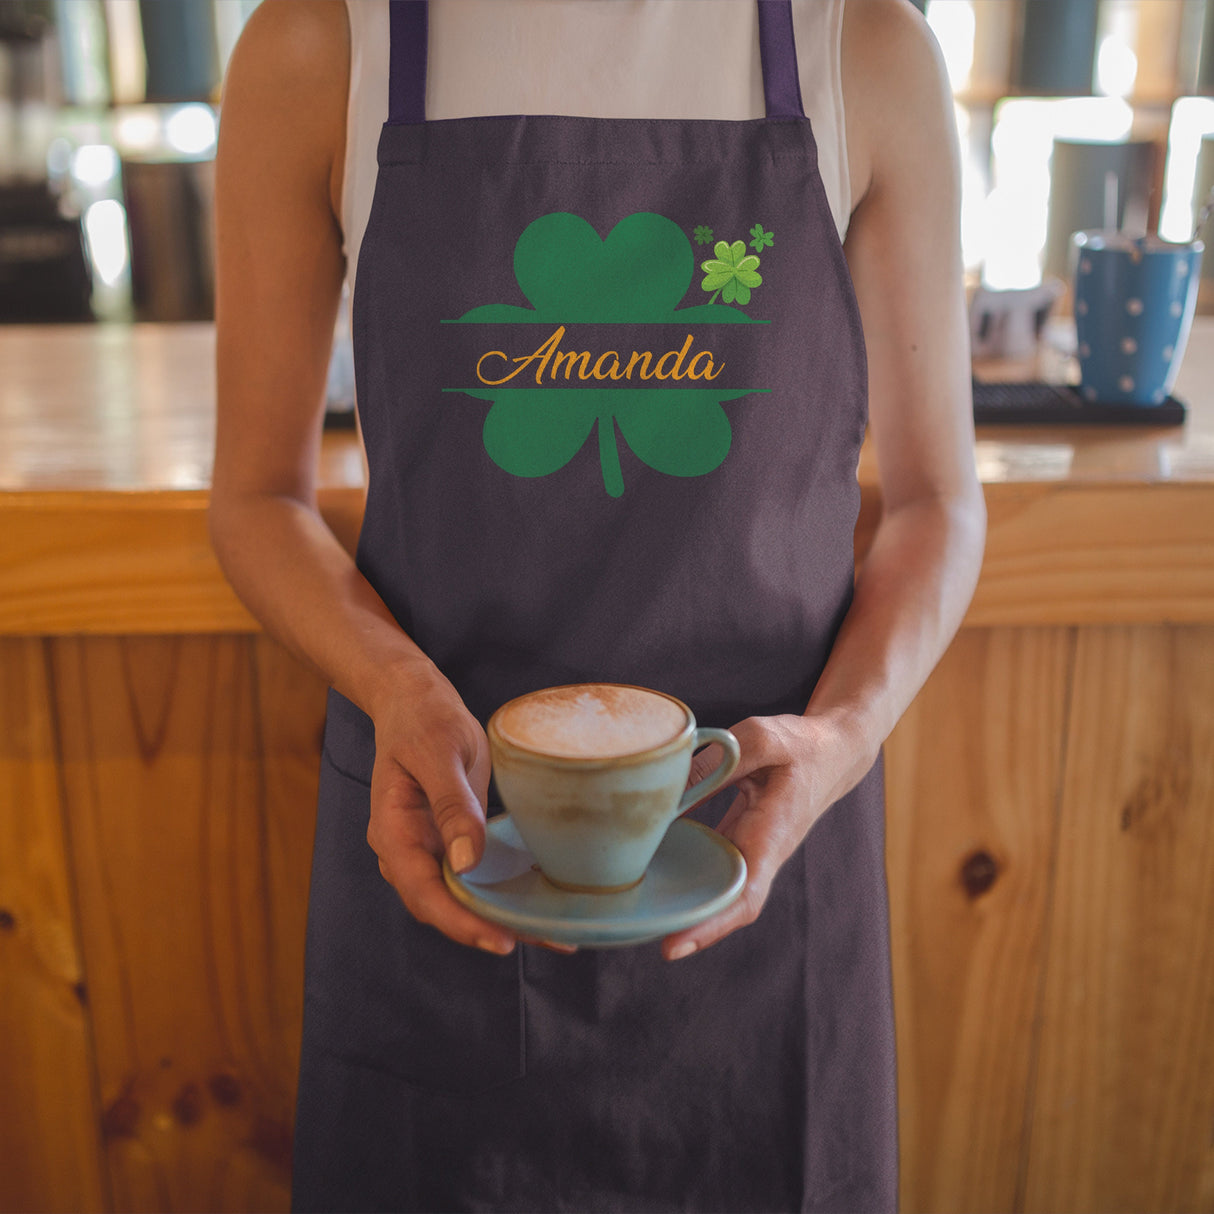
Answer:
[
  {"left": 364, "top": 662, "right": 519, "bottom": 955},
  {"left": 661, "top": 710, "right": 876, "bottom": 961}
]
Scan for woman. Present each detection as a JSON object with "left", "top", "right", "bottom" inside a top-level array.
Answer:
[{"left": 211, "top": 2, "right": 985, "bottom": 1209}]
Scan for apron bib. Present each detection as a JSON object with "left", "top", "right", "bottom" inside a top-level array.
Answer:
[{"left": 293, "top": 4, "right": 896, "bottom": 1209}]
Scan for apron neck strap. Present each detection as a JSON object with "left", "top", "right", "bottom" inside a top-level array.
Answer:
[
  {"left": 388, "top": 0, "right": 429, "bottom": 125},
  {"left": 757, "top": 0, "right": 806, "bottom": 120},
  {"left": 387, "top": 0, "right": 805, "bottom": 123}
]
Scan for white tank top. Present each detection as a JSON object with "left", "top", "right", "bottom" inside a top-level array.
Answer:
[{"left": 342, "top": 0, "right": 850, "bottom": 293}]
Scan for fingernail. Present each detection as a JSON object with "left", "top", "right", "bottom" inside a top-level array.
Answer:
[
  {"left": 449, "top": 835, "right": 476, "bottom": 873},
  {"left": 667, "top": 940, "right": 698, "bottom": 961},
  {"left": 477, "top": 937, "right": 515, "bottom": 956}
]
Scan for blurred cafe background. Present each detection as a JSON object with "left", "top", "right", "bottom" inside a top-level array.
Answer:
[
  {"left": 5, "top": 0, "right": 1214, "bottom": 328},
  {"left": 0, "top": 0, "right": 250, "bottom": 325}
]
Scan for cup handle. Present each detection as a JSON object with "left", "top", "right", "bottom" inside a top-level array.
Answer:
[{"left": 677, "top": 727, "right": 741, "bottom": 814}]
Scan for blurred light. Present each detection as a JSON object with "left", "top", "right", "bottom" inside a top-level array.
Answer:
[
  {"left": 72, "top": 143, "right": 119, "bottom": 188},
  {"left": 951, "top": 100, "right": 987, "bottom": 274},
  {"left": 1160, "top": 98, "right": 1214, "bottom": 243},
  {"left": 165, "top": 105, "right": 218, "bottom": 157},
  {"left": 1096, "top": 35, "right": 1138, "bottom": 99},
  {"left": 166, "top": 462, "right": 207, "bottom": 489},
  {"left": 46, "top": 137, "right": 73, "bottom": 177},
  {"left": 84, "top": 199, "right": 130, "bottom": 286},
  {"left": 959, "top": 156, "right": 987, "bottom": 274},
  {"left": 114, "top": 107, "right": 163, "bottom": 154},
  {"left": 105, "top": 0, "right": 147, "bottom": 105},
  {"left": 982, "top": 97, "right": 1133, "bottom": 288},
  {"left": 55, "top": 0, "right": 111, "bottom": 107},
  {"left": 925, "top": 0, "right": 975, "bottom": 93},
  {"left": 982, "top": 189, "right": 1049, "bottom": 290}
]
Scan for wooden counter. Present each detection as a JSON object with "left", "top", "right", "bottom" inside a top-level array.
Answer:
[
  {"left": 2, "top": 324, "right": 1213, "bottom": 633},
  {"left": 1, "top": 323, "right": 1212, "bottom": 1214}
]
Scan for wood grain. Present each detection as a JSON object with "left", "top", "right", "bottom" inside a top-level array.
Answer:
[
  {"left": 50, "top": 635, "right": 326, "bottom": 1213},
  {"left": 3, "top": 322, "right": 1214, "bottom": 636},
  {"left": 1023, "top": 625, "right": 1214, "bottom": 1214},
  {"left": 885, "top": 628, "right": 1074, "bottom": 1214},
  {"left": 0, "top": 638, "right": 108, "bottom": 1214},
  {"left": 4, "top": 477, "right": 1212, "bottom": 635},
  {"left": 968, "top": 484, "right": 1214, "bottom": 627},
  {"left": 0, "top": 491, "right": 365, "bottom": 637}
]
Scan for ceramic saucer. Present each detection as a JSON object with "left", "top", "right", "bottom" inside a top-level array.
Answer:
[{"left": 443, "top": 814, "right": 746, "bottom": 948}]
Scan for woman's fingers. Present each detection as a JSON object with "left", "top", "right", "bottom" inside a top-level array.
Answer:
[
  {"left": 371, "top": 794, "right": 517, "bottom": 955},
  {"left": 367, "top": 742, "right": 515, "bottom": 952},
  {"left": 404, "top": 737, "right": 492, "bottom": 874},
  {"left": 685, "top": 714, "right": 792, "bottom": 792},
  {"left": 400, "top": 852, "right": 517, "bottom": 955},
  {"left": 662, "top": 871, "right": 771, "bottom": 961},
  {"left": 685, "top": 740, "right": 724, "bottom": 793},
  {"left": 665, "top": 717, "right": 830, "bottom": 961},
  {"left": 660, "top": 792, "right": 789, "bottom": 961}
]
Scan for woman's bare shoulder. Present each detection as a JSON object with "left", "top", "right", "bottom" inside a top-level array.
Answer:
[
  {"left": 220, "top": 0, "right": 350, "bottom": 215},
  {"left": 841, "top": 0, "right": 955, "bottom": 211}
]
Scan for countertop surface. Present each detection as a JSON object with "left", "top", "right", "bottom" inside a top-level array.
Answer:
[
  {"left": 2, "top": 319, "right": 1212, "bottom": 633},
  {"left": 2, "top": 320, "right": 1213, "bottom": 492}
]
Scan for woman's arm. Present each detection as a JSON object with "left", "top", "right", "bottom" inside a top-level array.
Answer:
[
  {"left": 211, "top": 1, "right": 516, "bottom": 955},
  {"left": 820, "top": 0, "right": 986, "bottom": 756},
  {"left": 662, "top": 0, "right": 985, "bottom": 960}
]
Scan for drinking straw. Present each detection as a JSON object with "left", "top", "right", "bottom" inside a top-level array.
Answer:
[{"left": 1104, "top": 170, "right": 1118, "bottom": 231}]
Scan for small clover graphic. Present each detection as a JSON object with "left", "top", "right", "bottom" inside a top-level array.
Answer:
[
  {"left": 700, "top": 240, "right": 763, "bottom": 306},
  {"left": 693, "top": 224, "right": 714, "bottom": 246},
  {"left": 749, "top": 223, "right": 774, "bottom": 252}
]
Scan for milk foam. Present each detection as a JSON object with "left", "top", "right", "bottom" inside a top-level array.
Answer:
[{"left": 497, "top": 685, "right": 687, "bottom": 758}]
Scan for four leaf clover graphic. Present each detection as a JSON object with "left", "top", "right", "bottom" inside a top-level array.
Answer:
[
  {"left": 693, "top": 224, "right": 715, "bottom": 246},
  {"left": 700, "top": 240, "right": 763, "bottom": 306},
  {"left": 749, "top": 223, "right": 774, "bottom": 252}
]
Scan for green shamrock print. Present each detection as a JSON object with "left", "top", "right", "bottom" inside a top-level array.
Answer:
[
  {"left": 749, "top": 223, "right": 774, "bottom": 252},
  {"left": 700, "top": 240, "right": 763, "bottom": 306},
  {"left": 693, "top": 224, "right": 714, "bottom": 246},
  {"left": 456, "top": 212, "right": 760, "bottom": 325},
  {"left": 447, "top": 211, "right": 768, "bottom": 497},
  {"left": 468, "top": 383, "right": 757, "bottom": 499}
]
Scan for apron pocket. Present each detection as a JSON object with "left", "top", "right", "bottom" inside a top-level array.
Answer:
[{"left": 303, "top": 689, "right": 526, "bottom": 1097}]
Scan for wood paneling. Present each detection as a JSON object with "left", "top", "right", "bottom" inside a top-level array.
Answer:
[
  {"left": 1023, "top": 626, "right": 1214, "bottom": 1214},
  {"left": 0, "top": 638, "right": 107, "bottom": 1214},
  {"left": 3, "top": 624, "right": 1213, "bottom": 1212},
  {"left": 46, "top": 635, "right": 326, "bottom": 1214},
  {"left": 886, "top": 628, "right": 1074, "bottom": 1214},
  {"left": 969, "top": 485, "right": 1214, "bottom": 628},
  {"left": 0, "top": 492, "right": 364, "bottom": 637},
  {"left": 6, "top": 478, "right": 1214, "bottom": 635}
]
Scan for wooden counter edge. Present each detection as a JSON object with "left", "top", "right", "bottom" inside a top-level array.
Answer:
[
  {"left": 0, "top": 487, "right": 365, "bottom": 636},
  {"left": 1, "top": 480, "right": 1212, "bottom": 635}
]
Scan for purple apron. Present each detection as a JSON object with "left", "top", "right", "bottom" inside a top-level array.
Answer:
[{"left": 292, "top": 3, "right": 896, "bottom": 1209}]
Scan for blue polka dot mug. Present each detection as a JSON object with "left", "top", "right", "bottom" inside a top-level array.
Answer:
[{"left": 1071, "top": 231, "right": 1202, "bottom": 405}]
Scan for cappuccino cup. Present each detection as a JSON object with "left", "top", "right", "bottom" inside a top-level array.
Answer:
[{"left": 487, "top": 683, "right": 740, "bottom": 893}]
